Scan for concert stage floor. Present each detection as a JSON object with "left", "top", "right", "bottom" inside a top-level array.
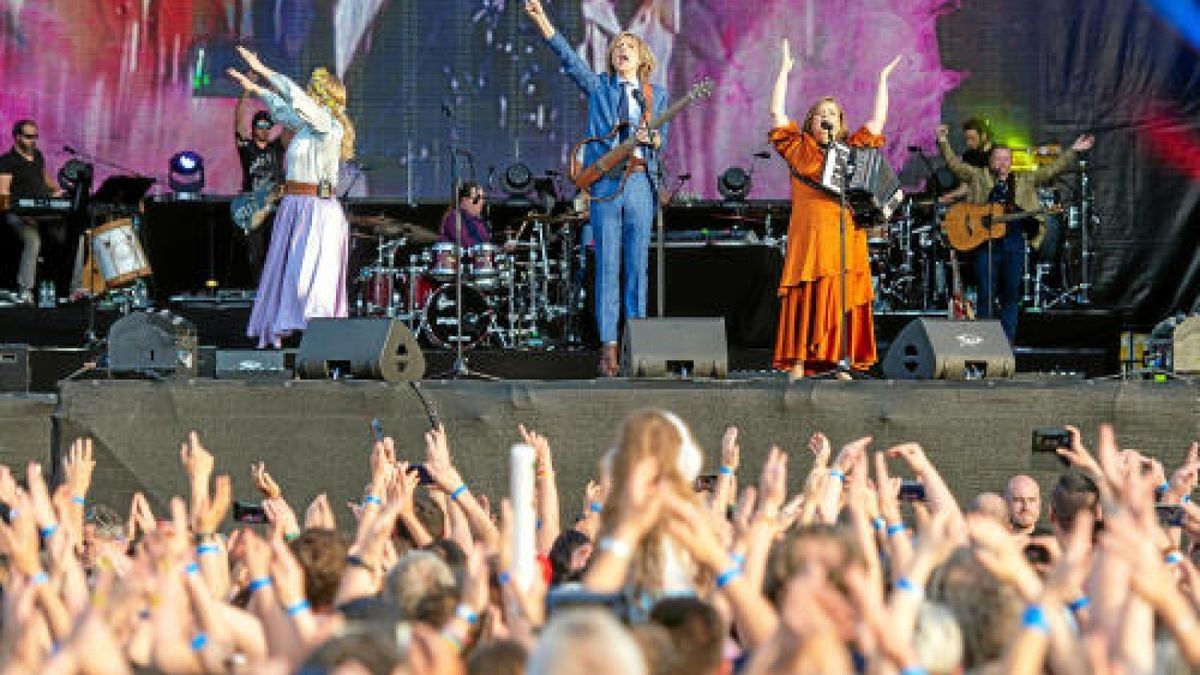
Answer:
[{"left": 20, "top": 376, "right": 1195, "bottom": 524}]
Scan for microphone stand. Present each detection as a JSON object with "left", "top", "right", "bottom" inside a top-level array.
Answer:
[{"left": 436, "top": 105, "right": 495, "bottom": 380}]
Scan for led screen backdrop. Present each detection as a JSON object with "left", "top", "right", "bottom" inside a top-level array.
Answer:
[{"left": 1, "top": 0, "right": 1198, "bottom": 322}]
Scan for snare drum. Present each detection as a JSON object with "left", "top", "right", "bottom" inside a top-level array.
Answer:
[
  {"left": 90, "top": 219, "right": 151, "bottom": 288},
  {"left": 467, "top": 243, "right": 505, "bottom": 288},
  {"left": 426, "top": 242, "right": 459, "bottom": 281}
]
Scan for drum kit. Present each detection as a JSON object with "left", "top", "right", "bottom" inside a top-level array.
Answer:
[
  {"left": 349, "top": 212, "right": 587, "bottom": 349},
  {"left": 869, "top": 157, "right": 1099, "bottom": 314}
]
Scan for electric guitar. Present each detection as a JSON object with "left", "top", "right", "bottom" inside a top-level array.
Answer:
[
  {"left": 569, "top": 78, "right": 713, "bottom": 199},
  {"left": 942, "top": 202, "right": 1059, "bottom": 252},
  {"left": 947, "top": 248, "right": 975, "bottom": 320},
  {"left": 231, "top": 183, "right": 283, "bottom": 234}
]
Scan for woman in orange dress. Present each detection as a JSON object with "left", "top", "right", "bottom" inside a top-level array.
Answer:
[{"left": 768, "top": 39, "right": 901, "bottom": 379}]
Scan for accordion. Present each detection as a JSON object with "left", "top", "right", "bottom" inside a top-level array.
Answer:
[{"left": 817, "top": 144, "right": 904, "bottom": 225}]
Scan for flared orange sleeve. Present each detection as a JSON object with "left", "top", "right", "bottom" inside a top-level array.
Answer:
[{"left": 769, "top": 122, "right": 883, "bottom": 373}]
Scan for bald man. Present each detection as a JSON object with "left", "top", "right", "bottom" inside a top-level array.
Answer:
[
  {"left": 969, "top": 491, "right": 1009, "bottom": 526},
  {"left": 1005, "top": 474, "right": 1042, "bottom": 535}
]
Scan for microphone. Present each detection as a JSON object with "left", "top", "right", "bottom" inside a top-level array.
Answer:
[
  {"left": 677, "top": 173, "right": 692, "bottom": 181},
  {"left": 631, "top": 88, "right": 647, "bottom": 111},
  {"left": 63, "top": 145, "right": 79, "bottom": 154},
  {"left": 907, "top": 145, "right": 924, "bottom": 152},
  {"left": 753, "top": 151, "right": 771, "bottom": 159},
  {"left": 820, "top": 120, "right": 834, "bottom": 131}
]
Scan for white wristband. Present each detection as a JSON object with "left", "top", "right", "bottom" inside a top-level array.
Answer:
[{"left": 598, "top": 536, "right": 632, "bottom": 559}]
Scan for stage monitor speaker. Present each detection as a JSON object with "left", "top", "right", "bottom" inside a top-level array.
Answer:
[
  {"left": 1173, "top": 316, "right": 1200, "bottom": 373},
  {"left": 107, "top": 310, "right": 198, "bottom": 377},
  {"left": 621, "top": 318, "right": 728, "bottom": 378},
  {"left": 296, "top": 318, "right": 425, "bottom": 382},
  {"left": 0, "top": 344, "right": 30, "bottom": 392},
  {"left": 882, "top": 318, "right": 1014, "bottom": 380}
]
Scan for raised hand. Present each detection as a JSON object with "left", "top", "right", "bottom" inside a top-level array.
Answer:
[
  {"left": 721, "top": 426, "right": 741, "bottom": 471},
  {"left": 193, "top": 474, "right": 232, "bottom": 535},
  {"left": 936, "top": 123, "right": 950, "bottom": 141},
  {"left": 518, "top": 424, "right": 553, "bottom": 474},
  {"left": 250, "top": 461, "right": 282, "bottom": 500},
  {"left": 757, "top": 446, "right": 789, "bottom": 517},
  {"left": 880, "top": 54, "right": 903, "bottom": 80},
  {"left": 64, "top": 437, "right": 96, "bottom": 501},
  {"left": 127, "top": 491, "right": 157, "bottom": 540},
  {"left": 779, "top": 38, "right": 795, "bottom": 74},
  {"left": 234, "top": 45, "right": 266, "bottom": 75},
  {"left": 263, "top": 497, "right": 300, "bottom": 540},
  {"left": 180, "top": 431, "right": 215, "bottom": 492},
  {"left": 524, "top": 0, "right": 548, "bottom": 22},
  {"left": 835, "top": 436, "right": 872, "bottom": 476},
  {"left": 1071, "top": 134, "right": 1095, "bottom": 152},
  {"left": 304, "top": 493, "right": 336, "bottom": 531}
]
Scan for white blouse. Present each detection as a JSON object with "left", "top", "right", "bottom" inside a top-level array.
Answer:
[{"left": 259, "top": 73, "right": 344, "bottom": 188}]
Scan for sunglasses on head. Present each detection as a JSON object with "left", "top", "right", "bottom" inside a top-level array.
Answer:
[{"left": 253, "top": 121, "right": 272, "bottom": 129}]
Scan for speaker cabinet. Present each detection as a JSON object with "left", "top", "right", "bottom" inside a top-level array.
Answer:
[
  {"left": 296, "top": 319, "right": 425, "bottom": 382},
  {"left": 107, "top": 310, "right": 198, "bottom": 377},
  {"left": 621, "top": 318, "right": 728, "bottom": 378},
  {"left": 1173, "top": 316, "right": 1200, "bottom": 373},
  {"left": 216, "top": 349, "right": 293, "bottom": 380},
  {"left": 882, "top": 318, "right": 1014, "bottom": 380},
  {"left": 0, "top": 344, "right": 30, "bottom": 392}
]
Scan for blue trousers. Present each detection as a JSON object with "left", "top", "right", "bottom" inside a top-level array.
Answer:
[
  {"left": 973, "top": 230, "right": 1025, "bottom": 342},
  {"left": 590, "top": 172, "right": 656, "bottom": 344}
]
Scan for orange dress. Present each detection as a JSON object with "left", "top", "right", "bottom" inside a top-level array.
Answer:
[{"left": 769, "top": 122, "right": 881, "bottom": 373}]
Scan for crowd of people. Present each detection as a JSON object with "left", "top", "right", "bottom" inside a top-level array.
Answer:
[{"left": 1, "top": 410, "right": 1200, "bottom": 674}]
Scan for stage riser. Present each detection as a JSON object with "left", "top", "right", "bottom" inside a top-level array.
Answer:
[{"left": 51, "top": 380, "right": 1200, "bottom": 528}]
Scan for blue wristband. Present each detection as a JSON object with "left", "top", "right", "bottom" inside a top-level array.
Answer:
[
  {"left": 1184, "top": 495, "right": 1193, "bottom": 504},
  {"left": 456, "top": 603, "right": 479, "bottom": 626},
  {"left": 1159, "top": 482, "right": 1172, "bottom": 494},
  {"left": 450, "top": 484, "right": 468, "bottom": 501},
  {"left": 900, "top": 667, "right": 928, "bottom": 675},
  {"left": 1067, "top": 596, "right": 1091, "bottom": 613},
  {"left": 362, "top": 494, "right": 383, "bottom": 507},
  {"left": 716, "top": 566, "right": 743, "bottom": 589},
  {"left": 1021, "top": 604, "right": 1050, "bottom": 634},
  {"left": 286, "top": 599, "right": 312, "bottom": 616},
  {"left": 730, "top": 552, "right": 747, "bottom": 568},
  {"left": 718, "top": 465, "right": 735, "bottom": 476},
  {"left": 895, "top": 576, "right": 921, "bottom": 595},
  {"left": 190, "top": 633, "right": 209, "bottom": 651},
  {"left": 497, "top": 570, "right": 512, "bottom": 586},
  {"left": 30, "top": 571, "right": 49, "bottom": 586},
  {"left": 589, "top": 501, "right": 603, "bottom": 514},
  {"left": 886, "top": 523, "right": 907, "bottom": 537},
  {"left": 184, "top": 562, "right": 200, "bottom": 576},
  {"left": 247, "top": 577, "right": 273, "bottom": 593},
  {"left": 829, "top": 469, "right": 846, "bottom": 482},
  {"left": 197, "top": 544, "right": 221, "bottom": 556},
  {"left": 872, "top": 517, "right": 886, "bottom": 532},
  {"left": 1167, "top": 551, "right": 1184, "bottom": 565},
  {"left": 71, "top": 496, "right": 86, "bottom": 506},
  {"left": 39, "top": 523, "right": 58, "bottom": 539}
]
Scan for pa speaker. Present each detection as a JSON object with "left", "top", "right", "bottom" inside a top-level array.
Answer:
[
  {"left": 621, "top": 318, "right": 728, "bottom": 378},
  {"left": 882, "top": 318, "right": 1014, "bottom": 380},
  {"left": 107, "top": 310, "right": 198, "bottom": 377},
  {"left": 0, "top": 344, "right": 30, "bottom": 392},
  {"left": 296, "top": 318, "right": 425, "bottom": 382}
]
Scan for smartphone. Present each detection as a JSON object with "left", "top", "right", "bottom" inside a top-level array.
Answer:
[
  {"left": 693, "top": 473, "right": 718, "bottom": 493},
  {"left": 406, "top": 463, "right": 436, "bottom": 486},
  {"left": 370, "top": 418, "right": 385, "bottom": 442},
  {"left": 545, "top": 587, "right": 630, "bottom": 622},
  {"left": 1032, "top": 428, "right": 1071, "bottom": 453},
  {"left": 898, "top": 480, "right": 927, "bottom": 502},
  {"left": 1156, "top": 504, "right": 1186, "bottom": 528},
  {"left": 233, "top": 500, "right": 268, "bottom": 524},
  {"left": 1023, "top": 543, "right": 1052, "bottom": 565}
]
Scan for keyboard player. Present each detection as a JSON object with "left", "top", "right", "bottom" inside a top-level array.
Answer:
[{"left": 0, "top": 119, "right": 67, "bottom": 304}]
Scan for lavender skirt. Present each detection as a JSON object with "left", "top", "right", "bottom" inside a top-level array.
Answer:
[{"left": 246, "top": 195, "right": 349, "bottom": 348}]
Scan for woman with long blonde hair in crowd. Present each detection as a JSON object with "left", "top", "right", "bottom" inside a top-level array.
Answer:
[{"left": 229, "top": 47, "right": 356, "bottom": 349}]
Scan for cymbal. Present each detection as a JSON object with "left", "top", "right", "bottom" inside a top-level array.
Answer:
[
  {"left": 347, "top": 213, "right": 402, "bottom": 229},
  {"left": 348, "top": 215, "right": 439, "bottom": 244},
  {"left": 522, "top": 212, "right": 588, "bottom": 225}
]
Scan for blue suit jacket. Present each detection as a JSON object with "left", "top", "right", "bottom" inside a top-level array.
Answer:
[{"left": 546, "top": 33, "right": 669, "bottom": 191}]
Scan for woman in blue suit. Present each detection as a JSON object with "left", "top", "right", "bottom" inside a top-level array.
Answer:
[{"left": 525, "top": 0, "right": 668, "bottom": 377}]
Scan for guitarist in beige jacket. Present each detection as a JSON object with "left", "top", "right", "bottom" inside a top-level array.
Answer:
[{"left": 935, "top": 124, "right": 1094, "bottom": 341}]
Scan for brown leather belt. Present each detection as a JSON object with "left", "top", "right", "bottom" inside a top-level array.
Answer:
[
  {"left": 284, "top": 181, "right": 319, "bottom": 196},
  {"left": 628, "top": 157, "right": 647, "bottom": 173}
]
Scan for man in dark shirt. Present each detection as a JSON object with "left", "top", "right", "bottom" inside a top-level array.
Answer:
[
  {"left": 438, "top": 182, "right": 492, "bottom": 248},
  {"left": 960, "top": 117, "right": 995, "bottom": 169},
  {"left": 234, "top": 87, "right": 286, "bottom": 281},
  {"left": 0, "top": 119, "right": 66, "bottom": 302}
]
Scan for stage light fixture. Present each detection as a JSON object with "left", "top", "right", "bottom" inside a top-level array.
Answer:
[
  {"left": 168, "top": 151, "right": 205, "bottom": 197},
  {"left": 717, "top": 166, "right": 752, "bottom": 201},
  {"left": 501, "top": 162, "right": 534, "bottom": 196},
  {"left": 57, "top": 159, "right": 93, "bottom": 193}
]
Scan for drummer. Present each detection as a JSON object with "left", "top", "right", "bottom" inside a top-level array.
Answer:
[{"left": 438, "top": 182, "right": 492, "bottom": 248}]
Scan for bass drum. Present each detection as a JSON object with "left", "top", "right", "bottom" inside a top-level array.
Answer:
[{"left": 423, "top": 284, "right": 494, "bottom": 349}]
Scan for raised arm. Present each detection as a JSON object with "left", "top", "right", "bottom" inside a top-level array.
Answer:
[
  {"left": 770, "top": 38, "right": 794, "bottom": 128},
  {"left": 936, "top": 124, "right": 978, "bottom": 182},
  {"left": 1033, "top": 134, "right": 1092, "bottom": 185},
  {"left": 524, "top": 0, "right": 555, "bottom": 39},
  {"left": 525, "top": 0, "right": 600, "bottom": 94},
  {"left": 864, "top": 55, "right": 901, "bottom": 136},
  {"left": 235, "top": 87, "right": 251, "bottom": 139}
]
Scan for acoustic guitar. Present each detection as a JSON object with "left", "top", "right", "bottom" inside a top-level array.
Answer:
[{"left": 942, "top": 202, "right": 1057, "bottom": 252}]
